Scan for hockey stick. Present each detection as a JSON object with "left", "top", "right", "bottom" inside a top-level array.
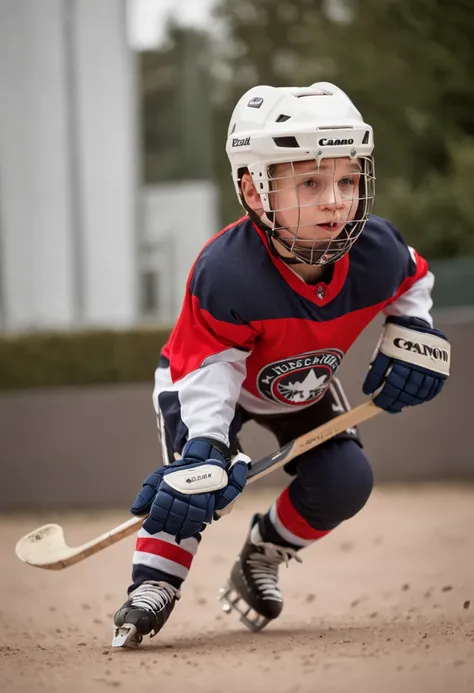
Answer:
[{"left": 15, "top": 400, "right": 381, "bottom": 571}]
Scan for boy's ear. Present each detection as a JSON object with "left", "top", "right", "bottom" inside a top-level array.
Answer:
[{"left": 241, "top": 172, "right": 263, "bottom": 211}]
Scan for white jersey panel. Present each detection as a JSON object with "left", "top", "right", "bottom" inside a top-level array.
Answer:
[
  {"left": 153, "top": 348, "right": 250, "bottom": 448},
  {"left": 383, "top": 269, "right": 434, "bottom": 327}
]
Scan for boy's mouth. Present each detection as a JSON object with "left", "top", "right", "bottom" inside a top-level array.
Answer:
[{"left": 317, "top": 222, "right": 343, "bottom": 233}]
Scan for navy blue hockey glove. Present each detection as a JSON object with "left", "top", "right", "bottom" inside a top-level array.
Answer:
[
  {"left": 362, "top": 315, "right": 451, "bottom": 414},
  {"left": 130, "top": 438, "right": 250, "bottom": 540}
]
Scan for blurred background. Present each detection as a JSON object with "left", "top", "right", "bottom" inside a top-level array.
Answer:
[{"left": 0, "top": 0, "right": 472, "bottom": 510}]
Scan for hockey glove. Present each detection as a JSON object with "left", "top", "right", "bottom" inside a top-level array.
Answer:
[
  {"left": 362, "top": 315, "right": 451, "bottom": 414},
  {"left": 130, "top": 438, "right": 250, "bottom": 540}
]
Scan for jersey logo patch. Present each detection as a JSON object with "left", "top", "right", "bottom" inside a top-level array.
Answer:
[{"left": 257, "top": 349, "right": 344, "bottom": 407}]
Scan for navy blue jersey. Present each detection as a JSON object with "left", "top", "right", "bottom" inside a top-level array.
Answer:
[{"left": 156, "top": 214, "right": 432, "bottom": 452}]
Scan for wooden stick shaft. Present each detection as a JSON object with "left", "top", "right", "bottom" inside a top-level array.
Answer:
[{"left": 247, "top": 400, "right": 380, "bottom": 482}]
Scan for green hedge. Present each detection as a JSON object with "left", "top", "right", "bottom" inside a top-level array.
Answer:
[{"left": 0, "top": 328, "right": 172, "bottom": 391}]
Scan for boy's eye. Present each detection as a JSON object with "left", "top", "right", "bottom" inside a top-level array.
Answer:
[
  {"left": 301, "top": 176, "right": 357, "bottom": 188},
  {"left": 339, "top": 177, "right": 357, "bottom": 186}
]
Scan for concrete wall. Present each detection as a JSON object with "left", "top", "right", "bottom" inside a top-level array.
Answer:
[{"left": 0, "top": 313, "right": 469, "bottom": 510}]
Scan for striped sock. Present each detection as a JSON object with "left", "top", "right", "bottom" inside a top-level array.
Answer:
[
  {"left": 128, "top": 528, "right": 200, "bottom": 593},
  {"left": 262, "top": 486, "right": 332, "bottom": 549}
]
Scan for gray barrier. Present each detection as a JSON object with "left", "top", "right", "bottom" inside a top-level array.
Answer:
[{"left": 0, "top": 312, "right": 469, "bottom": 510}]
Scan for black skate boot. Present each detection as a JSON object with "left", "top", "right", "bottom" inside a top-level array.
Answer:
[
  {"left": 112, "top": 581, "right": 181, "bottom": 648},
  {"left": 218, "top": 514, "right": 301, "bottom": 632}
]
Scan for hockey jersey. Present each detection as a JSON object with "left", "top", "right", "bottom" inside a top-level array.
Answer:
[{"left": 154, "top": 215, "right": 433, "bottom": 453}]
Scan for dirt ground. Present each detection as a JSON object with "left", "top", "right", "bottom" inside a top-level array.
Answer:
[{"left": 2, "top": 484, "right": 474, "bottom": 693}]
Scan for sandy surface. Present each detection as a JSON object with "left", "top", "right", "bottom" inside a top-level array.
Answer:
[{"left": 2, "top": 484, "right": 474, "bottom": 693}]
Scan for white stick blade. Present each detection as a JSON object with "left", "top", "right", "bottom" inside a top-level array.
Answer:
[{"left": 15, "top": 523, "right": 71, "bottom": 570}]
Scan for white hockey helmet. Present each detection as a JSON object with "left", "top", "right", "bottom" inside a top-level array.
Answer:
[
  {"left": 226, "top": 82, "right": 375, "bottom": 265},
  {"left": 226, "top": 81, "right": 374, "bottom": 209}
]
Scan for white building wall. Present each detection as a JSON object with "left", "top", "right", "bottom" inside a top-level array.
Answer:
[
  {"left": 73, "top": 0, "right": 138, "bottom": 326},
  {"left": 0, "top": 0, "right": 138, "bottom": 332},
  {"left": 0, "top": 0, "right": 76, "bottom": 330},
  {"left": 0, "top": 0, "right": 218, "bottom": 333}
]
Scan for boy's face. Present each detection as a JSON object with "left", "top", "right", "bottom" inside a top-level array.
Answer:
[{"left": 268, "top": 157, "right": 361, "bottom": 247}]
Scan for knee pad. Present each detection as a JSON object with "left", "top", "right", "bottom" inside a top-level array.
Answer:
[{"left": 289, "top": 438, "right": 374, "bottom": 529}]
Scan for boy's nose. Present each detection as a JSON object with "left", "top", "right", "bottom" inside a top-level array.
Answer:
[{"left": 319, "top": 187, "right": 346, "bottom": 210}]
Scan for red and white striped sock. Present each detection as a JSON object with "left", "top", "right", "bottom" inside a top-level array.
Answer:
[
  {"left": 267, "top": 486, "right": 332, "bottom": 548},
  {"left": 131, "top": 528, "right": 199, "bottom": 589}
]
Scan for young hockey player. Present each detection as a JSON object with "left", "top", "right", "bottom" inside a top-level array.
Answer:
[{"left": 112, "top": 82, "right": 451, "bottom": 647}]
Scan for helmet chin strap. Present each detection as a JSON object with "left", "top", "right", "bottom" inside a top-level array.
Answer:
[
  {"left": 244, "top": 205, "right": 304, "bottom": 265},
  {"left": 268, "top": 233, "right": 306, "bottom": 265}
]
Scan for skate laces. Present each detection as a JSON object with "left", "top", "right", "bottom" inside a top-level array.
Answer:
[
  {"left": 247, "top": 541, "right": 302, "bottom": 600},
  {"left": 129, "top": 581, "right": 181, "bottom": 620}
]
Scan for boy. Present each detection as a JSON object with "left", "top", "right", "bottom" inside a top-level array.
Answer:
[{"left": 112, "top": 82, "right": 450, "bottom": 647}]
